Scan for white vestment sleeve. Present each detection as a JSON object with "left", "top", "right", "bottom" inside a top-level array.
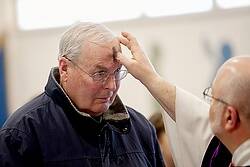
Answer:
[{"left": 162, "top": 87, "right": 214, "bottom": 167}]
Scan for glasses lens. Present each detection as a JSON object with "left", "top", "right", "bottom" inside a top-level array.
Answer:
[
  {"left": 203, "top": 87, "right": 212, "bottom": 104},
  {"left": 92, "top": 72, "right": 108, "bottom": 82},
  {"left": 116, "top": 70, "right": 128, "bottom": 80},
  {"left": 92, "top": 69, "right": 128, "bottom": 83}
]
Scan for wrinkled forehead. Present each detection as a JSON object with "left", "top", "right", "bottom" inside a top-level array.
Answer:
[
  {"left": 88, "top": 37, "right": 120, "bottom": 50},
  {"left": 79, "top": 39, "right": 121, "bottom": 67},
  {"left": 84, "top": 38, "right": 121, "bottom": 58}
]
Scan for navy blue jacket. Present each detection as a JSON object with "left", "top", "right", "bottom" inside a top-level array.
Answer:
[{"left": 0, "top": 68, "right": 164, "bottom": 167}]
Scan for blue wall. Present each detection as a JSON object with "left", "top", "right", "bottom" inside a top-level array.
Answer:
[{"left": 0, "top": 48, "right": 7, "bottom": 127}]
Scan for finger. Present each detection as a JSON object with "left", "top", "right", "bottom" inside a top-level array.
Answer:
[
  {"left": 121, "top": 32, "right": 141, "bottom": 54},
  {"left": 121, "top": 32, "right": 140, "bottom": 47},
  {"left": 118, "top": 36, "right": 128, "bottom": 45},
  {"left": 116, "top": 52, "right": 134, "bottom": 68},
  {"left": 121, "top": 32, "right": 131, "bottom": 38},
  {"left": 118, "top": 36, "right": 130, "bottom": 49}
]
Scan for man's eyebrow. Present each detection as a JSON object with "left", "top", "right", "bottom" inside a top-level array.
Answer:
[
  {"left": 93, "top": 65, "right": 109, "bottom": 71},
  {"left": 93, "top": 64, "right": 122, "bottom": 72}
]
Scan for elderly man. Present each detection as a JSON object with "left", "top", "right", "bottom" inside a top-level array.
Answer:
[
  {"left": 117, "top": 32, "right": 250, "bottom": 166},
  {"left": 0, "top": 23, "right": 164, "bottom": 167}
]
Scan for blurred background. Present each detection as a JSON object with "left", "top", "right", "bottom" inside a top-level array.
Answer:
[{"left": 0, "top": 0, "right": 250, "bottom": 126}]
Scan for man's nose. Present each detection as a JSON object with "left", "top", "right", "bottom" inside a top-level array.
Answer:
[{"left": 103, "top": 75, "right": 117, "bottom": 90}]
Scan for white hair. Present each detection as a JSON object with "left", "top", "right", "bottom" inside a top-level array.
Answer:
[{"left": 58, "top": 22, "right": 115, "bottom": 60}]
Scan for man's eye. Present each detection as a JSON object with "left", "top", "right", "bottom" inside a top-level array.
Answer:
[{"left": 93, "top": 71, "right": 107, "bottom": 77}]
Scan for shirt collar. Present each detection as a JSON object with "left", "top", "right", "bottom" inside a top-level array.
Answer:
[{"left": 232, "top": 139, "right": 250, "bottom": 166}]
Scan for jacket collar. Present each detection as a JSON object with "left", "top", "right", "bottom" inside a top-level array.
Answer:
[{"left": 45, "top": 67, "right": 130, "bottom": 133}]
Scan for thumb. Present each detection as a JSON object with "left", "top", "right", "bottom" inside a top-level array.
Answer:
[{"left": 116, "top": 52, "right": 133, "bottom": 68}]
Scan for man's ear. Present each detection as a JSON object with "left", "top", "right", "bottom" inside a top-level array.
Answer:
[
  {"left": 58, "top": 57, "right": 69, "bottom": 82},
  {"left": 224, "top": 106, "right": 239, "bottom": 132}
]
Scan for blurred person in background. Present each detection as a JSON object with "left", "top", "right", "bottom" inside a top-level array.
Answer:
[
  {"left": 0, "top": 22, "right": 164, "bottom": 167},
  {"left": 117, "top": 32, "right": 250, "bottom": 166},
  {"left": 149, "top": 112, "right": 175, "bottom": 167}
]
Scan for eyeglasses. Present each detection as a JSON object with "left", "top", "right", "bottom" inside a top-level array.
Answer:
[
  {"left": 64, "top": 56, "right": 128, "bottom": 83},
  {"left": 203, "top": 87, "right": 229, "bottom": 105}
]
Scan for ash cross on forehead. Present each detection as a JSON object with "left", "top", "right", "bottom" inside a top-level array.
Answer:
[{"left": 112, "top": 46, "right": 120, "bottom": 62}]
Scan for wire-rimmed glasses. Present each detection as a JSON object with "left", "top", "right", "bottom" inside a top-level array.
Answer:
[
  {"left": 64, "top": 56, "right": 128, "bottom": 83},
  {"left": 203, "top": 87, "right": 229, "bottom": 106}
]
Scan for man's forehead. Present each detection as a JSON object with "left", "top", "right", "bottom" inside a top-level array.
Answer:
[
  {"left": 94, "top": 62, "right": 122, "bottom": 70},
  {"left": 80, "top": 41, "right": 121, "bottom": 68},
  {"left": 84, "top": 39, "right": 121, "bottom": 61},
  {"left": 86, "top": 38, "right": 120, "bottom": 50}
]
